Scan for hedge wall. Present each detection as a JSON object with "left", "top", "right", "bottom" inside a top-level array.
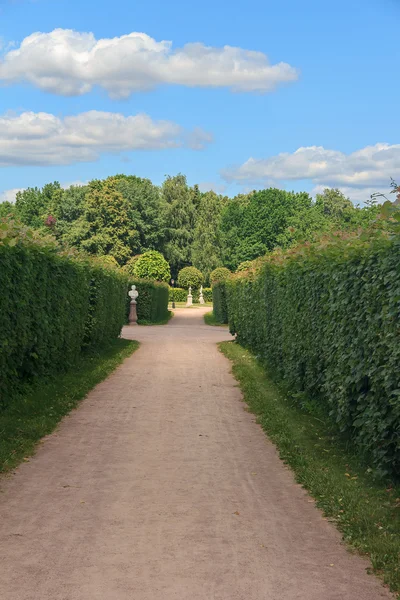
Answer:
[
  {"left": 0, "top": 243, "right": 128, "bottom": 410},
  {"left": 129, "top": 279, "right": 169, "bottom": 323},
  {"left": 226, "top": 236, "right": 400, "bottom": 478},
  {"left": 212, "top": 283, "right": 228, "bottom": 324},
  {"left": 168, "top": 287, "right": 212, "bottom": 303}
]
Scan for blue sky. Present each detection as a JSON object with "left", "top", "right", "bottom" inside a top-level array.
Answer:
[{"left": 0, "top": 0, "right": 399, "bottom": 203}]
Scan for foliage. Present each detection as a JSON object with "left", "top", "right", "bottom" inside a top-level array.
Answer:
[
  {"left": 236, "top": 261, "right": 253, "bottom": 272},
  {"left": 226, "top": 226, "right": 400, "bottom": 478},
  {"left": 210, "top": 266, "right": 231, "bottom": 284},
  {"left": 114, "top": 174, "right": 166, "bottom": 252},
  {"left": 130, "top": 250, "right": 171, "bottom": 282},
  {"left": 177, "top": 266, "right": 203, "bottom": 289},
  {"left": 169, "top": 286, "right": 212, "bottom": 303},
  {"left": 129, "top": 279, "right": 169, "bottom": 324},
  {"left": 75, "top": 177, "right": 140, "bottom": 265},
  {"left": 0, "top": 339, "right": 138, "bottom": 473},
  {"left": 221, "top": 341, "right": 400, "bottom": 596},
  {"left": 162, "top": 174, "right": 197, "bottom": 277},
  {"left": 212, "top": 282, "right": 229, "bottom": 324},
  {"left": 192, "top": 191, "right": 226, "bottom": 283},
  {"left": 0, "top": 219, "right": 129, "bottom": 410},
  {"left": 122, "top": 254, "right": 141, "bottom": 275}
]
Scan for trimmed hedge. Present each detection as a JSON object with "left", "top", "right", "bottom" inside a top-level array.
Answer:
[
  {"left": 168, "top": 287, "right": 212, "bottom": 303},
  {"left": 226, "top": 235, "right": 400, "bottom": 478},
  {"left": 0, "top": 243, "right": 128, "bottom": 410},
  {"left": 212, "top": 283, "right": 228, "bottom": 324},
  {"left": 129, "top": 279, "right": 169, "bottom": 323}
]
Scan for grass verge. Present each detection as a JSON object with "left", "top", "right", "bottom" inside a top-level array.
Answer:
[
  {"left": 204, "top": 311, "right": 228, "bottom": 327},
  {"left": 0, "top": 338, "right": 139, "bottom": 475},
  {"left": 220, "top": 340, "right": 400, "bottom": 597},
  {"left": 138, "top": 311, "right": 174, "bottom": 326}
]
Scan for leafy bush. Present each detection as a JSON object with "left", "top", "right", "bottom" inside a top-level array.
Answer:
[
  {"left": 169, "top": 286, "right": 212, "bottom": 303},
  {"left": 212, "top": 283, "right": 229, "bottom": 324},
  {"left": 131, "top": 250, "right": 171, "bottom": 282},
  {"left": 177, "top": 266, "right": 203, "bottom": 289},
  {"left": 129, "top": 279, "right": 169, "bottom": 323},
  {"left": 226, "top": 231, "right": 400, "bottom": 478},
  {"left": 122, "top": 254, "right": 141, "bottom": 275},
  {"left": 210, "top": 267, "right": 231, "bottom": 283},
  {"left": 0, "top": 221, "right": 128, "bottom": 410},
  {"left": 236, "top": 261, "right": 253, "bottom": 272}
]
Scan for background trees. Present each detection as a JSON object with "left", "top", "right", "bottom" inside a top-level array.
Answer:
[
  {"left": 191, "top": 191, "right": 226, "bottom": 284},
  {"left": 0, "top": 172, "right": 385, "bottom": 274}
]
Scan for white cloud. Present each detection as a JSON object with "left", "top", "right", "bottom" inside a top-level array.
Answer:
[
  {"left": 222, "top": 143, "right": 400, "bottom": 189},
  {"left": 0, "top": 28, "right": 299, "bottom": 98},
  {"left": 0, "top": 110, "right": 211, "bottom": 166},
  {"left": 0, "top": 187, "right": 24, "bottom": 203}
]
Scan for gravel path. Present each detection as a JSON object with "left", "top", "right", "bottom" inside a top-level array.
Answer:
[{"left": 0, "top": 308, "right": 393, "bottom": 599}]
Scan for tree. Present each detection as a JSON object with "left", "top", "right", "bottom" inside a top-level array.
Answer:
[
  {"left": 162, "top": 174, "right": 196, "bottom": 278},
  {"left": 131, "top": 250, "right": 171, "bottom": 282},
  {"left": 191, "top": 191, "right": 226, "bottom": 283},
  {"left": 115, "top": 175, "right": 166, "bottom": 253},
  {"left": 315, "top": 188, "right": 355, "bottom": 222},
  {"left": 0, "top": 201, "right": 16, "bottom": 219},
  {"left": 220, "top": 189, "right": 314, "bottom": 270},
  {"left": 15, "top": 182, "right": 61, "bottom": 228},
  {"left": 210, "top": 267, "right": 231, "bottom": 284},
  {"left": 177, "top": 266, "right": 203, "bottom": 290},
  {"left": 75, "top": 177, "right": 140, "bottom": 265}
]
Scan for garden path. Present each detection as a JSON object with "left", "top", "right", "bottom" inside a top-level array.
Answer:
[{"left": 0, "top": 308, "right": 393, "bottom": 599}]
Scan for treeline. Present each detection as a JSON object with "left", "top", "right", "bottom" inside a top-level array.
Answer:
[{"left": 0, "top": 174, "right": 380, "bottom": 282}]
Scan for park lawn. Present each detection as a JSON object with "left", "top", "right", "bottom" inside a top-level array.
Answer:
[
  {"left": 220, "top": 341, "right": 400, "bottom": 598},
  {"left": 204, "top": 311, "right": 228, "bottom": 327},
  {"left": 0, "top": 338, "right": 139, "bottom": 474}
]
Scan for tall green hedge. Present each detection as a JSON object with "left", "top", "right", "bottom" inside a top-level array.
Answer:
[
  {"left": 212, "top": 283, "right": 229, "bottom": 324},
  {"left": 129, "top": 279, "right": 169, "bottom": 323},
  {"left": 0, "top": 243, "right": 128, "bottom": 410},
  {"left": 226, "top": 235, "right": 400, "bottom": 477}
]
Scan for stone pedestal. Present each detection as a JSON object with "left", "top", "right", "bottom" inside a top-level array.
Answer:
[{"left": 129, "top": 301, "right": 137, "bottom": 325}]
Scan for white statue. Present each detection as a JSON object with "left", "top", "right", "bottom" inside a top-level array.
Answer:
[
  {"left": 128, "top": 284, "right": 138, "bottom": 304},
  {"left": 199, "top": 285, "right": 205, "bottom": 304},
  {"left": 186, "top": 285, "right": 193, "bottom": 307},
  {"left": 128, "top": 285, "right": 139, "bottom": 325}
]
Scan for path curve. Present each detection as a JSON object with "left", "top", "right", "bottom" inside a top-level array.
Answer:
[{"left": 0, "top": 308, "right": 393, "bottom": 599}]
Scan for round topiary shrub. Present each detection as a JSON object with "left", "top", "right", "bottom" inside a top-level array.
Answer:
[
  {"left": 177, "top": 266, "right": 204, "bottom": 290},
  {"left": 236, "top": 261, "right": 253, "bottom": 273},
  {"left": 122, "top": 254, "right": 141, "bottom": 276},
  {"left": 130, "top": 251, "right": 171, "bottom": 282},
  {"left": 210, "top": 267, "right": 231, "bottom": 284}
]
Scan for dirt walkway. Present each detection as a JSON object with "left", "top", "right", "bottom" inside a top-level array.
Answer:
[{"left": 0, "top": 308, "right": 392, "bottom": 599}]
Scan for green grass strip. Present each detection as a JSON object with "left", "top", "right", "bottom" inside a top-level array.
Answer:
[
  {"left": 220, "top": 340, "right": 400, "bottom": 597},
  {"left": 204, "top": 311, "right": 228, "bottom": 326},
  {"left": 138, "top": 311, "right": 174, "bottom": 326},
  {"left": 0, "top": 338, "right": 139, "bottom": 474}
]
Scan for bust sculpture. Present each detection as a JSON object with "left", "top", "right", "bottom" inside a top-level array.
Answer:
[{"left": 128, "top": 284, "right": 138, "bottom": 304}]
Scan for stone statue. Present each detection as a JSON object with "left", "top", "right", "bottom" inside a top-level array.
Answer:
[
  {"left": 128, "top": 284, "right": 138, "bottom": 304},
  {"left": 128, "top": 285, "right": 139, "bottom": 325},
  {"left": 199, "top": 285, "right": 205, "bottom": 304},
  {"left": 186, "top": 286, "right": 193, "bottom": 307}
]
